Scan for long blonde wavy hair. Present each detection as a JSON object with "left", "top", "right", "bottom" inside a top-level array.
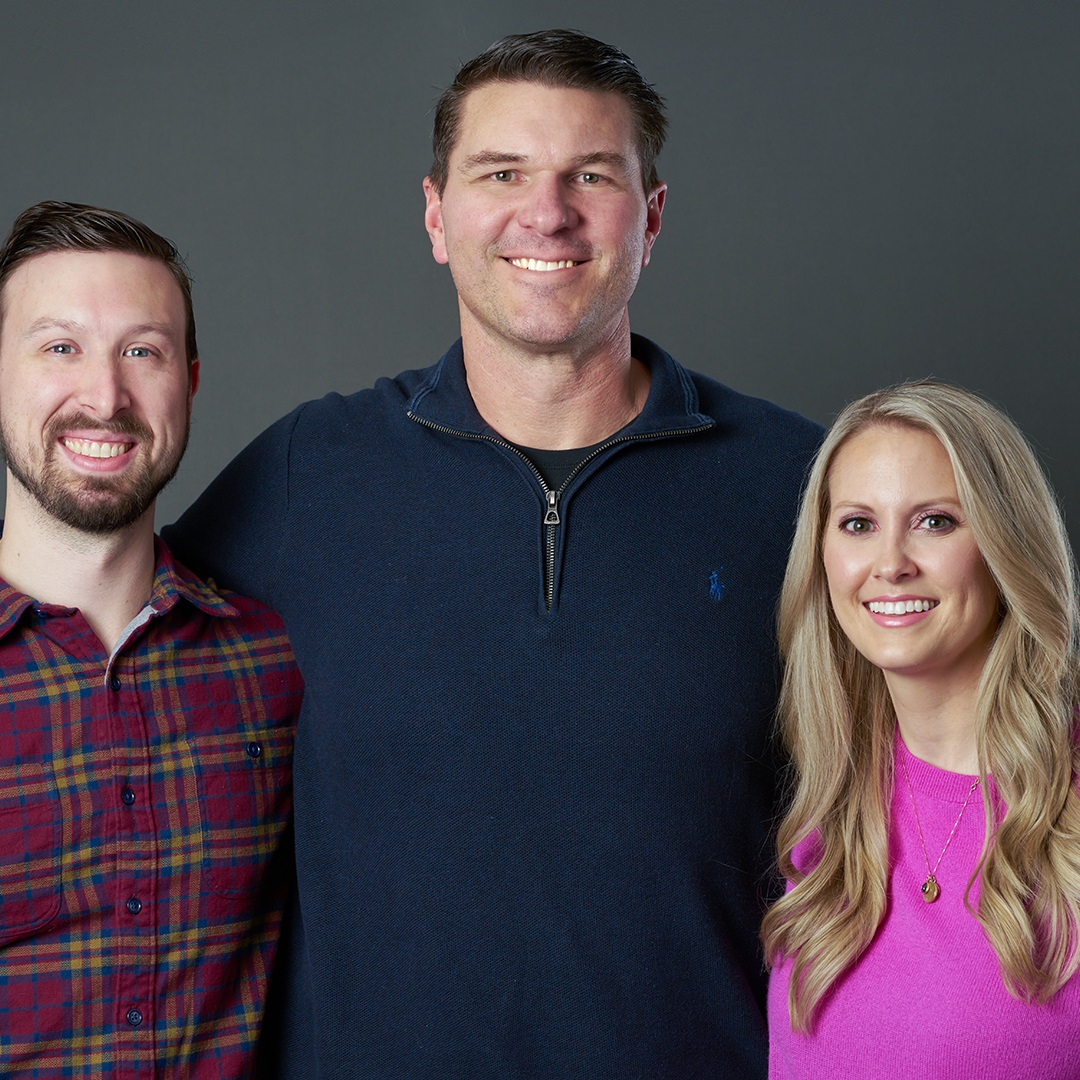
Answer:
[{"left": 761, "top": 380, "right": 1080, "bottom": 1032}]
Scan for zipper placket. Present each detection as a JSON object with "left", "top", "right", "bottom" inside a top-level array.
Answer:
[{"left": 408, "top": 412, "right": 712, "bottom": 609}]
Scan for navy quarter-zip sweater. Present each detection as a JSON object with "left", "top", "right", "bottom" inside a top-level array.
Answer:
[{"left": 165, "top": 336, "right": 822, "bottom": 1078}]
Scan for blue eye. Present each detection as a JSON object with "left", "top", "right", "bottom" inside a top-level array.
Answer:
[
  {"left": 125, "top": 347, "right": 152, "bottom": 358},
  {"left": 46, "top": 344, "right": 75, "bottom": 355}
]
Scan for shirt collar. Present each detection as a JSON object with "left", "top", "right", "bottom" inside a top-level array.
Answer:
[
  {"left": 406, "top": 335, "right": 714, "bottom": 439},
  {"left": 0, "top": 534, "right": 239, "bottom": 645},
  {"left": 147, "top": 536, "right": 241, "bottom": 620}
]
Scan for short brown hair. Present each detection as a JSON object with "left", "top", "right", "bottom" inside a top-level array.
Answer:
[
  {"left": 429, "top": 29, "right": 667, "bottom": 195},
  {"left": 0, "top": 200, "right": 198, "bottom": 362}
]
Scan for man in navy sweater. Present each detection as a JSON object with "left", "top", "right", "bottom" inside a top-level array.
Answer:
[{"left": 166, "top": 29, "right": 821, "bottom": 1078}]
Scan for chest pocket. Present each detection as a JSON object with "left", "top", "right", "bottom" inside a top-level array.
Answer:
[
  {"left": 0, "top": 762, "right": 62, "bottom": 944},
  {"left": 194, "top": 726, "right": 293, "bottom": 900}
]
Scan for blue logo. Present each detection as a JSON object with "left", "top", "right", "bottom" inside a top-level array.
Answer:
[{"left": 709, "top": 569, "right": 725, "bottom": 602}]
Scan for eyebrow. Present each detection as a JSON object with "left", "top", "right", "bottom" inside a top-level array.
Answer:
[
  {"left": 829, "top": 497, "right": 964, "bottom": 515},
  {"left": 23, "top": 317, "right": 86, "bottom": 339},
  {"left": 23, "top": 317, "right": 179, "bottom": 342},
  {"left": 123, "top": 323, "right": 180, "bottom": 342},
  {"left": 459, "top": 150, "right": 635, "bottom": 176}
]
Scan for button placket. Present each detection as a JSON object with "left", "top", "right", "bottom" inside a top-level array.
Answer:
[{"left": 108, "top": 652, "right": 158, "bottom": 1055}]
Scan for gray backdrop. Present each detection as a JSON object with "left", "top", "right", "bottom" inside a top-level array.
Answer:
[{"left": 2, "top": 1, "right": 1077, "bottom": 539}]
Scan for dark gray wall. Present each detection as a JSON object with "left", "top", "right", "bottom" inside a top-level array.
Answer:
[{"left": 2, "top": 1, "right": 1077, "bottom": 538}]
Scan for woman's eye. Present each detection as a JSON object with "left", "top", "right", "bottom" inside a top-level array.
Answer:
[
  {"left": 840, "top": 517, "right": 872, "bottom": 534},
  {"left": 918, "top": 513, "right": 956, "bottom": 531}
]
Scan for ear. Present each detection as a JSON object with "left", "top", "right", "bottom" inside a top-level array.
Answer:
[
  {"left": 423, "top": 177, "right": 449, "bottom": 266},
  {"left": 641, "top": 182, "right": 667, "bottom": 268},
  {"left": 188, "top": 358, "right": 200, "bottom": 406}
]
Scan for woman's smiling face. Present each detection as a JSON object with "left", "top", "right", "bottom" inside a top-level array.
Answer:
[{"left": 822, "top": 423, "right": 1000, "bottom": 696}]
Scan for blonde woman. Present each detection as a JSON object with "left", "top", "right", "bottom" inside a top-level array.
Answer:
[{"left": 763, "top": 381, "right": 1080, "bottom": 1077}]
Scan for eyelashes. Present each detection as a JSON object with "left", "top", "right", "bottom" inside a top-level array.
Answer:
[{"left": 836, "top": 510, "right": 960, "bottom": 536}]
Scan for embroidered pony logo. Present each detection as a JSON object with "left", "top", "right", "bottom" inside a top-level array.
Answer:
[{"left": 709, "top": 569, "right": 725, "bottom": 602}]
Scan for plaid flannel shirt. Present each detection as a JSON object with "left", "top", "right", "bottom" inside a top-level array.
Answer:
[{"left": 0, "top": 538, "right": 301, "bottom": 1077}]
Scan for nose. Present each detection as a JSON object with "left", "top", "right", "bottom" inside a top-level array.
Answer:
[
  {"left": 872, "top": 529, "right": 917, "bottom": 583},
  {"left": 78, "top": 354, "right": 132, "bottom": 420},
  {"left": 517, "top": 175, "right": 578, "bottom": 234}
]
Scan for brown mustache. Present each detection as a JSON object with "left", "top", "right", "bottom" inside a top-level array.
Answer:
[{"left": 46, "top": 411, "right": 153, "bottom": 444}]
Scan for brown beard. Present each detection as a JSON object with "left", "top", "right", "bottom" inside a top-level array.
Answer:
[{"left": 0, "top": 410, "right": 189, "bottom": 534}]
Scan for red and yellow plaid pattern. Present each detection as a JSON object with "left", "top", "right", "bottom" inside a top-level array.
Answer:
[{"left": 0, "top": 539, "right": 301, "bottom": 1077}]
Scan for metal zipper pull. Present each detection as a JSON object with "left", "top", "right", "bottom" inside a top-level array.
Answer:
[{"left": 543, "top": 489, "right": 560, "bottom": 525}]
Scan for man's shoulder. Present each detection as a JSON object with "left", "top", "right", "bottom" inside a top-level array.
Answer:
[
  {"left": 163, "top": 347, "right": 457, "bottom": 594},
  {"left": 637, "top": 337, "right": 823, "bottom": 451},
  {"left": 159, "top": 537, "right": 291, "bottom": 633},
  {"left": 283, "top": 356, "right": 448, "bottom": 435},
  {"left": 690, "top": 368, "right": 822, "bottom": 445},
  {"left": 155, "top": 546, "right": 302, "bottom": 726},
  {"left": 219, "top": 366, "right": 437, "bottom": 493}
]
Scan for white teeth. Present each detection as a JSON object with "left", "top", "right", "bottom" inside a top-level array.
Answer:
[
  {"left": 509, "top": 258, "right": 577, "bottom": 271},
  {"left": 867, "top": 599, "right": 937, "bottom": 615},
  {"left": 62, "top": 438, "right": 132, "bottom": 459}
]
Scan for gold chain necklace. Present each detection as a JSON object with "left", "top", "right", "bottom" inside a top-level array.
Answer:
[{"left": 898, "top": 746, "right": 980, "bottom": 903}]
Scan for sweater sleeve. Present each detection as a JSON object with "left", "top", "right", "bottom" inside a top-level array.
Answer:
[{"left": 163, "top": 405, "right": 303, "bottom": 609}]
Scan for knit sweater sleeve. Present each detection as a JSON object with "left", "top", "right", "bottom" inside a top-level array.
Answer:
[{"left": 163, "top": 403, "right": 304, "bottom": 608}]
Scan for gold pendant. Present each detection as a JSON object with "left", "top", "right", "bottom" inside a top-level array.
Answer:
[{"left": 921, "top": 876, "right": 940, "bottom": 903}]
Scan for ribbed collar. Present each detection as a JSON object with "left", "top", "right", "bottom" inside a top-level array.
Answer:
[{"left": 406, "top": 335, "right": 714, "bottom": 439}]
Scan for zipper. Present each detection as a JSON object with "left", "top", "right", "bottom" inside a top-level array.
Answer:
[{"left": 408, "top": 412, "right": 712, "bottom": 609}]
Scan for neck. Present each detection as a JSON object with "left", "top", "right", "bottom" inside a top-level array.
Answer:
[
  {"left": 0, "top": 482, "right": 157, "bottom": 654},
  {"left": 886, "top": 672, "right": 981, "bottom": 773},
  {"left": 460, "top": 318, "right": 650, "bottom": 449}
]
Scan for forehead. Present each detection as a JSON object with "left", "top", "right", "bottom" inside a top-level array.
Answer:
[
  {"left": 452, "top": 80, "right": 639, "bottom": 164},
  {"left": 1, "top": 250, "right": 185, "bottom": 330},
  {"left": 828, "top": 424, "right": 958, "bottom": 500}
]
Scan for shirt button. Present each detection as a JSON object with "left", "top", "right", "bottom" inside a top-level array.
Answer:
[
  {"left": 110, "top": 675, "right": 122, "bottom": 691},
  {"left": 246, "top": 742, "right": 262, "bottom": 759},
  {"left": 126, "top": 896, "right": 142, "bottom": 915},
  {"left": 121, "top": 786, "right": 136, "bottom": 806},
  {"left": 126, "top": 1007, "right": 143, "bottom": 1027}
]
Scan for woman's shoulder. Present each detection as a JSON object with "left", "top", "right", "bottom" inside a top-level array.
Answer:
[{"left": 788, "top": 831, "right": 825, "bottom": 882}]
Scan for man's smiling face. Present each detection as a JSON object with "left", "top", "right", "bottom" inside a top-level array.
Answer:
[
  {"left": 424, "top": 80, "right": 665, "bottom": 360},
  {"left": 0, "top": 249, "right": 198, "bottom": 533}
]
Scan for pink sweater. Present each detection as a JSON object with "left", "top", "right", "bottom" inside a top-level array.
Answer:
[{"left": 768, "top": 735, "right": 1080, "bottom": 1079}]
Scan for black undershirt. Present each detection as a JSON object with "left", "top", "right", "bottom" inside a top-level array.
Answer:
[{"left": 510, "top": 440, "right": 606, "bottom": 492}]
